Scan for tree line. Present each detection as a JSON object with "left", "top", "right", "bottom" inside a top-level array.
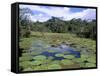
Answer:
[{"left": 19, "top": 8, "right": 96, "bottom": 40}]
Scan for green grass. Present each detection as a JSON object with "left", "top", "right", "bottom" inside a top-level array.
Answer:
[{"left": 31, "top": 32, "right": 96, "bottom": 51}]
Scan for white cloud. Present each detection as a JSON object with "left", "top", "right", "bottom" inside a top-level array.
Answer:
[{"left": 19, "top": 5, "right": 96, "bottom": 22}]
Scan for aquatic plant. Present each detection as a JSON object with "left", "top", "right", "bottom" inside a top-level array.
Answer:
[
  {"left": 33, "top": 55, "right": 47, "bottom": 60},
  {"left": 19, "top": 56, "right": 33, "bottom": 62},
  {"left": 85, "top": 63, "right": 96, "bottom": 67},
  {"left": 33, "top": 65, "right": 48, "bottom": 70},
  {"left": 47, "top": 63, "right": 62, "bottom": 69},
  {"left": 19, "top": 61, "right": 32, "bottom": 69},
  {"left": 55, "top": 53, "right": 64, "bottom": 57},
  {"left": 61, "top": 59, "right": 74, "bottom": 65},
  {"left": 87, "top": 56, "right": 96, "bottom": 63},
  {"left": 22, "top": 53, "right": 31, "bottom": 56},
  {"left": 63, "top": 55, "right": 75, "bottom": 59},
  {"left": 51, "top": 60, "right": 60, "bottom": 64},
  {"left": 30, "top": 60, "right": 44, "bottom": 66}
]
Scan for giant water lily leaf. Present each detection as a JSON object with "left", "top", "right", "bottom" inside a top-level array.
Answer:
[
  {"left": 51, "top": 60, "right": 60, "bottom": 64},
  {"left": 30, "top": 60, "right": 44, "bottom": 66},
  {"left": 55, "top": 53, "right": 64, "bottom": 57},
  {"left": 77, "top": 54, "right": 89, "bottom": 62},
  {"left": 47, "top": 63, "right": 62, "bottom": 69},
  {"left": 33, "top": 65, "right": 48, "bottom": 70},
  {"left": 63, "top": 55, "right": 75, "bottom": 59},
  {"left": 73, "top": 55, "right": 88, "bottom": 63},
  {"left": 33, "top": 55, "right": 47, "bottom": 60},
  {"left": 61, "top": 59, "right": 74, "bottom": 65},
  {"left": 85, "top": 63, "right": 96, "bottom": 67},
  {"left": 87, "top": 57, "right": 96, "bottom": 63},
  {"left": 72, "top": 58, "right": 85, "bottom": 63},
  {"left": 22, "top": 53, "right": 31, "bottom": 56},
  {"left": 19, "top": 61, "right": 32, "bottom": 69},
  {"left": 19, "top": 56, "right": 33, "bottom": 62}
]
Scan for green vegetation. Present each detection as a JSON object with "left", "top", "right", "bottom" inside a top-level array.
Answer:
[
  {"left": 55, "top": 53, "right": 64, "bottom": 57},
  {"left": 61, "top": 59, "right": 74, "bottom": 65},
  {"left": 33, "top": 55, "right": 47, "bottom": 60},
  {"left": 19, "top": 32, "right": 96, "bottom": 71},
  {"left": 19, "top": 56, "right": 33, "bottom": 62},
  {"left": 63, "top": 55, "right": 75, "bottom": 59},
  {"left": 19, "top": 7, "right": 96, "bottom": 72},
  {"left": 47, "top": 63, "right": 62, "bottom": 69}
]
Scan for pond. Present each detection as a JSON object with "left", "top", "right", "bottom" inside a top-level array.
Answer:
[
  {"left": 19, "top": 39, "right": 96, "bottom": 71},
  {"left": 29, "top": 40, "right": 80, "bottom": 60}
]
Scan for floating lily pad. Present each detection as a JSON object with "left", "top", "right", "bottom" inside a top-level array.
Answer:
[
  {"left": 87, "top": 57, "right": 96, "bottom": 63},
  {"left": 72, "top": 58, "right": 85, "bottom": 63},
  {"left": 47, "top": 63, "right": 62, "bottom": 69},
  {"left": 30, "top": 60, "right": 44, "bottom": 66},
  {"left": 33, "top": 55, "right": 47, "bottom": 60},
  {"left": 55, "top": 53, "right": 64, "bottom": 57},
  {"left": 22, "top": 53, "right": 31, "bottom": 56},
  {"left": 73, "top": 55, "right": 88, "bottom": 63},
  {"left": 23, "top": 67, "right": 33, "bottom": 71},
  {"left": 33, "top": 65, "right": 48, "bottom": 70},
  {"left": 51, "top": 60, "right": 60, "bottom": 64},
  {"left": 63, "top": 55, "right": 75, "bottom": 59},
  {"left": 19, "top": 61, "right": 32, "bottom": 69},
  {"left": 85, "top": 63, "right": 96, "bottom": 67},
  {"left": 19, "top": 56, "right": 33, "bottom": 62},
  {"left": 61, "top": 59, "right": 74, "bottom": 65},
  {"left": 78, "top": 54, "right": 89, "bottom": 62}
]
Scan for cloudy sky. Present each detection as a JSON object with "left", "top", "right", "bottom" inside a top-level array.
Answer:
[{"left": 19, "top": 4, "right": 96, "bottom": 22}]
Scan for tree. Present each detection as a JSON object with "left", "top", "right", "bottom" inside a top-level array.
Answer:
[{"left": 19, "top": 8, "right": 32, "bottom": 38}]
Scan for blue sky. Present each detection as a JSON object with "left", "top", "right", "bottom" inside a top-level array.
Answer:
[{"left": 19, "top": 4, "right": 96, "bottom": 22}]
